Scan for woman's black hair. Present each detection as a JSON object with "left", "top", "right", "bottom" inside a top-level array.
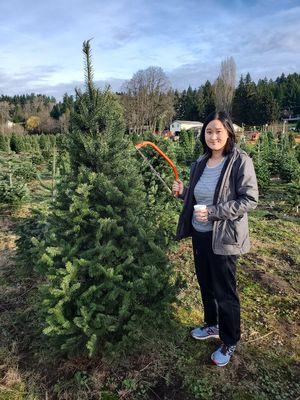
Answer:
[{"left": 200, "top": 110, "right": 236, "bottom": 156}]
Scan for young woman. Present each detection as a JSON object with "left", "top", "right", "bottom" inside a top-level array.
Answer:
[{"left": 172, "top": 111, "right": 258, "bottom": 367}]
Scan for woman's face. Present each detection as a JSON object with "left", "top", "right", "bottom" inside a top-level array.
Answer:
[{"left": 205, "top": 119, "right": 229, "bottom": 152}]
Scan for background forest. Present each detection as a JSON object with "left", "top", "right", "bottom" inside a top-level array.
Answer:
[{"left": 1, "top": 70, "right": 300, "bottom": 136}]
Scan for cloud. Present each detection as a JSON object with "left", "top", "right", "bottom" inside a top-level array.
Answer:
[
  {"left": 0, "top": 0, "right": 299, "bottom": 97},
  {"left": 0, "top": 65, "right": 62, "bottom": 93},
  {"left": 167, "top": 62, "right": 219, "bottom": 90},
  {"left": 0, "top": 64, "right": 126, "bottom": 99}
]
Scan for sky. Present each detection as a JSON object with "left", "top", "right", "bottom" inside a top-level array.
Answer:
[{"left": 0, "top": 0, "right": 299, "bottom": 100}]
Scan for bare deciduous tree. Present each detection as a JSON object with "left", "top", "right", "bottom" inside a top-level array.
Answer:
[
  {"left": 122, "top": 66, "right": 174, "bottom": 134},
  {"left": 0, "top": 101, "right": 11, "bottom": 124},
  {"left": 213, "top": 57, "right": 236, "bottom": 114},
  {"left": 59, "top": 109, "right": 71, "bottom": 134},
  {"left": 22, "top": 96, "right": 58, "bottom": 133}
]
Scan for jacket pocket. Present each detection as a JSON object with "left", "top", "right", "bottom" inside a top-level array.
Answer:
[{"left": 222, "top": 219, "right": 238, "bottom": 245}]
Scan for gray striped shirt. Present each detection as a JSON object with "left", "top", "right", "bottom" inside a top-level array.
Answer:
[{"left": 192, "top": 156, "right": 227, "bottom": 232}]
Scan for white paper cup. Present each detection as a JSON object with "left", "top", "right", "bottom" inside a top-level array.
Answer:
[{"left": 194, "top": 204, "right": 207, "bottom": 211}]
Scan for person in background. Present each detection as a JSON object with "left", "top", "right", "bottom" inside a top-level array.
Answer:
[{"left": 172, "top": 111, "right": 258, "bottom": 367}]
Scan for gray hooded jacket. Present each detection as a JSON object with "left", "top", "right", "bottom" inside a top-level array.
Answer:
[{"left": 175, "top": 145, "right": 259, "bottom": 255}]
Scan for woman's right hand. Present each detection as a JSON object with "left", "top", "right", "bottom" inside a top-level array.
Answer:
[{"left": 172, "top": 180, "right": 184, "bottom": 196}]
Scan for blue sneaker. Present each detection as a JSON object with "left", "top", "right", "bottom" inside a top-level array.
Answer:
[
  {"left": 191, "top": 324, "right": 219, "bottom": 340},
  {"left": 211, "top": 343, "right": 237, "bottom": 366}
]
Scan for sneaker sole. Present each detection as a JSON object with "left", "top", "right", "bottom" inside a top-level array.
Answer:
[
  {"left": 211, "top": 354, "right": 229, "bottom": 367},
  {"left": 191, "top": 333, "right": 220, "bottom": 340}
]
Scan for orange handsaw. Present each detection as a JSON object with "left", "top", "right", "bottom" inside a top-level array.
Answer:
[{"left": 134, "top": 141, "right": 180, "bottom": 196}]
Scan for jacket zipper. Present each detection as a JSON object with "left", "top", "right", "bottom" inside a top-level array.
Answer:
[{"left": 212, "top": 149, "right": 238, "bottom": 250}]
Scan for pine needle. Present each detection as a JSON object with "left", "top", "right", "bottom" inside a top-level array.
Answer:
[{"left": 82, "top": 38, "right": 95, "bottom": 100}]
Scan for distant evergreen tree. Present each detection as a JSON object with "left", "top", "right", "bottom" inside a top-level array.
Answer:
[
  {"left": 50, "top": 104, "right": 61, "bottom": 120},
  {"left": 195, "top": 87, "right": 205, "bottom": 121},
  {"left": 201, "top": 81, "right": 215, "bottom": 120},
  {"left": 173, "top": 89, "right": 184, "bottom": 120},
  {"left": 173, "top": 85, "right": 210, "bottom": 122},
  {"left": 255, "top": 78, "right": 280, "bottom": 124},
  {"left": 184, "top": 86, "right": 199, "bottom": 120},
  {"left": 232, "top": 73, "right": 256, "bottom": 125}
]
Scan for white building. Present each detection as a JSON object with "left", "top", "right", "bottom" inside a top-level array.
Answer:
[
  {"left": 233, "top": 123, "right": 243, "bottom": 132},
  {"left": 170, "top": 120, "right": 243, "bottom": 136},
  {"left": 170, "top": 120, "right": 203, "bottom": 134},
  {"left": 6, "top": 120, "right": 15, "bottom": 128}
]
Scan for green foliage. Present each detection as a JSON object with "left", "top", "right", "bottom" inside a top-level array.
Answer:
[
  {"left": 250, "top": 131, "right": 300, "bottom": 190},
  {"left": 239, "top": 140, "right": 254, "bottom": 156},
  {"left": 0, "top": 180, "right": 28, "bottom": 205},
  {"left": 285, "top": 180, "right": 300, "bottom": 212},
  {"left": 31, "top": 152, "right": 44, "bottom": 165},
  {"left": 295, "top": 143, "right": 300, "bottom": 163},
  {"left": 37, "top": 145, "right": 61, "bottom": 202},
  {"left": 279, "top": 153, "right": 300, "bottom": 182},
  {"left": 253, "top": 160, "right": 270, "bottom": 191},
  {"left": 278, "top": 131, "right": 293, "bottom": 154},
  {"left": 0, "top": 153, "right": 36, "bottom": 183},
  {"left": 55, "top": 133, "right": 69, "bottom": 152},
  {"left": 39, "top": 134, "right": 54, "bottom": 159},
  {"left": 172, "top": 130, "right": 203, "bottom": 176},
  {"left": 232, "top": 73, "right": 257, "bottom": 125},
  {"left": 175, "top": 129, "right": 196, "bottom": 167},
  {"left": 14, "top": 162, "right": 36, "bottom": 182},
  {"left": 0, "top": 134, "right": 11, "bottom": 151},
  {"left": 134, "top": 131, "right": 181, "bottom": 248},
  {"left": 174, "top": 81, "right": 215, "bottom": 122},
  {"left": 267, "top": 147, "right": 281, "bottom": 175},
  {"left": 0, "top": 153, "right": 32, "bottom": 205},
  {"left": 252, "top": 355, "right": 300, "bottom": 400},
  {"left": 193, "top": 137, "right": 203, "bottom": 159},
  {"left": 32, "top": 135, "right": 42, "bottom": 152},
  {"left": 10, "top": 133, "right": 28, "bottom": 153},
  {"left": 185, "top": 376, "right": 213, "bottom": 399},
  {"left": 0, "top": 131, "right": 69, "bottom": 171},
  {"left": 255, "top": 78, "right": 280, "bottom": 124},
  {"left": 19, "top": 40, "right": 182, "bottom": 359},
  {"left": 232, "top": 73, "right": 300, "bottom": 125},
  {"left": 16, "top": 207, "right": 49, "bottom": 274},
  {"left": 250, "top": 132, "right": 272, "bottom": 191}
]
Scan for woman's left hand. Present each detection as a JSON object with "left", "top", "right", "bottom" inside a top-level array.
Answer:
[{"left": 195, "top": 209, "right": 208, "bottom": 222}]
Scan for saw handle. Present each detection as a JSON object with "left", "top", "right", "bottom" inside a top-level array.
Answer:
[{"left": 172, "top": 179, "right": 184, "bottom": 198}]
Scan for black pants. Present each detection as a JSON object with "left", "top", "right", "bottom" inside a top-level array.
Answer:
[{"left": 191, "top": 227, "right": 241, "bottom": 346}]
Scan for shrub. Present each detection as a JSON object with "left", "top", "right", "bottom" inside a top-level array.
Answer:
[
  {"left": 14, "top": 162, "right": 36, "bottom": 182},
  {"left": 39, "top": 134, "right": 54, "bottom": 159},
  {"left": 0, "top": 134, "right": 11, "bottom": 152},
  {"left": 285, "top": 180, "right": 300, "bottom": 213},
  {"left": 175, "top": 129, "right": 196, "bottom": 167},
  {"left": 278, "top": 153, "right": 300, "bottom": 183},
  {"left": 0, "top": 180, "right": 28, "bottom": 205},
  {"left": 31, "top": 152, "right": 45, "bottom": 165},
  {"left": 253, "top": 160, "right": 270, "bottom": 191},
  {"left": 10, "top": 133, "right": 27, "bottom": 153}
]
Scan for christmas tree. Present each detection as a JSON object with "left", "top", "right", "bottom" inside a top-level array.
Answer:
[{"left": 34, "top": 41, "right": 181, "bottom": 357}]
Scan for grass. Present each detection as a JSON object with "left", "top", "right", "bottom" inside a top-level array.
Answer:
[{"left": 0, "top": 161, "right": 299, "bottom": 399}]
